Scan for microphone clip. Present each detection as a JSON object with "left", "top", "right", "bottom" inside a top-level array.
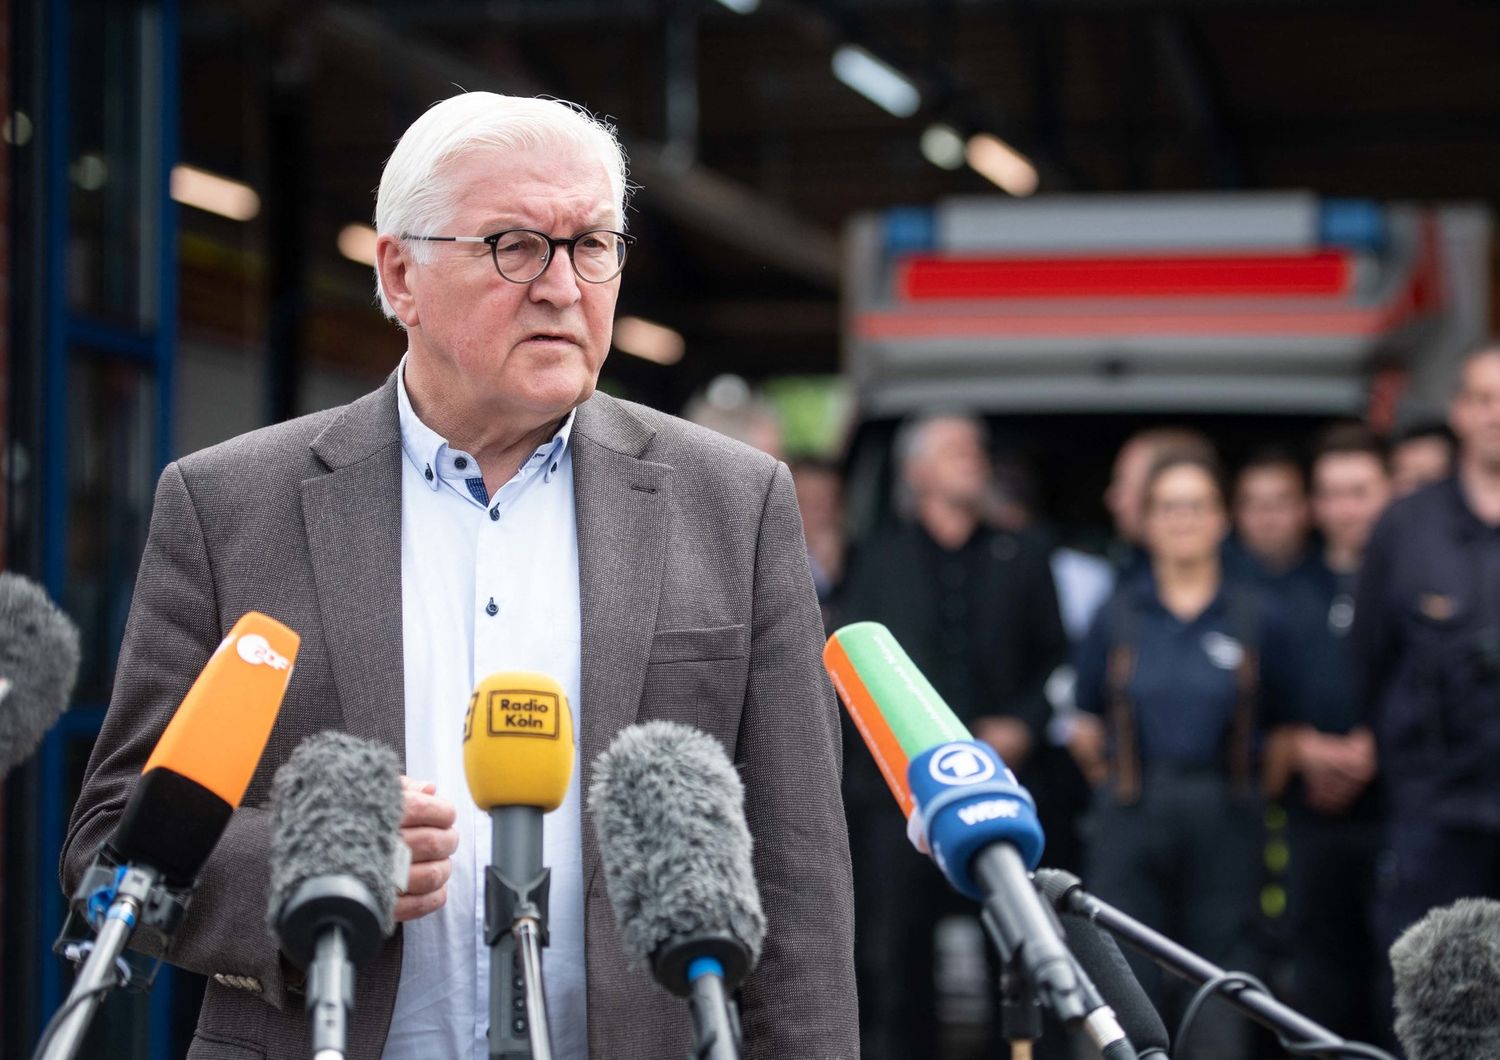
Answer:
[
  {"left": 484, "top": 866, "right": 552, "bottom": 948},
  {"left": 53, "top": 850, "right": 193, "bottom": 993}
]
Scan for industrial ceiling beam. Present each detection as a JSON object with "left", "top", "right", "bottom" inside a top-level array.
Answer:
[{"left": 304, "top": 4, "right": 840, "bottom": 289}]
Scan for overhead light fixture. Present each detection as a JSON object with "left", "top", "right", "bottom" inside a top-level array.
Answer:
[
  {"left": 920, "top": 124, "right": 966, "bottom": 170},
  {"left": 170, "top": 164, "right": 261, "bottom": 221},
  {"left": 71, "top": 153, "right": 109, "bottom": 191},
  {"left": 965, "top": 133, "right": 1039, "bottom": 197},
  {"left": 831, "top": 45, "right": 921, "bottom": 119},
  {"left": 711, "top": 0, "right": 759, "bottom": 12},
  {"left": 338, "top": 223, "right": 379, "bottom": 266},
  {"left": 614, "top": 316, "right": 685, "bottom": 366},
  {"left": 2, "top": 111, "right": 33, "bottom": 146}
]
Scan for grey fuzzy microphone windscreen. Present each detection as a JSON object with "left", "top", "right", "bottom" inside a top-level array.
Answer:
[
  {"left": 1391, "top": 897, "right": 1500, "bottom": 1060},
  {"left": 266, "top": 731, "right": 404, "bottom": 937},
  {"left": 0, "top": 573, "right": 81, "bottom": 778},
  {"left": 590, "top": 720, "right": 767, "bottom": 969}
]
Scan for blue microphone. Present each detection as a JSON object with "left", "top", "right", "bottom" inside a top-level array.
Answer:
[
  {"left": 829, "top": 625, "right": 1138, "bottom": 1056},
  {"left": 907, "top": 740, "right": 1136, "bottom": 1055},
  {"left": 907, "top": 740, "right": 1045, "bottom": 900}
]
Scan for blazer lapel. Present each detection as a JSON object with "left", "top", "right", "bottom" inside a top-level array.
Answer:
[
  {"left": 300, "top": 376, "right": 408, "bottom": 764},
  {"left": 572, "top": 394, "right": 671, "bottom": 890}
]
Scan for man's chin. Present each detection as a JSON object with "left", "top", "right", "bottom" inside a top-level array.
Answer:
[{"left": 517, "top": 378, "right": 597, "bottom": 421}]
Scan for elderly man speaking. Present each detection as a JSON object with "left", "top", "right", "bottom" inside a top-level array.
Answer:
[{"left": 61, "top": 92, "right": 858, "bottom": 1059}]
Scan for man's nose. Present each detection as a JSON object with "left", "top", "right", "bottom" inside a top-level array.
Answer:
[{"left": 529, "top": 249, "right": 582, "bottom": 307}]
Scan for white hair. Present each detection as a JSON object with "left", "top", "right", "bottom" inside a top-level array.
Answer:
[
  {"left": 373, "top": 92, "right": 630, "bottom": 320},
  {"left": 893, "top": 412, "right": 989, "bottom": 478},
  {"left": 891, "top": 411, "right": 989, "bottom": 518}
]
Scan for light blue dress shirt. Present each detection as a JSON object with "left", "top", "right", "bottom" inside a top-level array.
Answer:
[{"left": 383, "top": 360, "right": 587, "bottom": 1060}]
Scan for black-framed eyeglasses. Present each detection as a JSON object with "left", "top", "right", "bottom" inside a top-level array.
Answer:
[{"left": 402, "top": 228, "right": 635, "bottom": 284}]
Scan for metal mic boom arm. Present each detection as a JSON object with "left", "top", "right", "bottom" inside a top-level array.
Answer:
[{"left": 1034, "top": 869, "right": 1396, "bottom": 1060}]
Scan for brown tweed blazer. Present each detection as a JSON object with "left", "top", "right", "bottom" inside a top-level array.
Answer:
[{"left": 61, "top": 377, "right": 858, "bottom": 1059}]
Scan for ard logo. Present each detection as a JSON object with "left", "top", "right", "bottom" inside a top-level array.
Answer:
[{"left": 928, "top": 744, "right": 997, "bottom": 787}]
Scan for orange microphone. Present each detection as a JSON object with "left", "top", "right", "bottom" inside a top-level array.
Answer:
[
  {"left": 109, "top": 611, "right": 301, "bottom": 884},
  {"left": 41, "top": 612, "right": 300, "bottom": 1060}
]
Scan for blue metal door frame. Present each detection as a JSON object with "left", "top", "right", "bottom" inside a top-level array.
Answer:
[{"left": 34, "top": 0, "right": 179, "bottom": 1054}]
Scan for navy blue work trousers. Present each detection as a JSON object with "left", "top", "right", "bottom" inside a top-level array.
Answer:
[{"left": 1084, "top": 771, "right": 1264, "bottom": 1060}]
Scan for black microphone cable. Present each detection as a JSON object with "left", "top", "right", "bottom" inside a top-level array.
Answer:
[
  {"left": 29, "top": 983, "right": 123, "bottom": 1060},
  {"left": 1177, "top": 971, "right": 1395, "bottom": 1060}
]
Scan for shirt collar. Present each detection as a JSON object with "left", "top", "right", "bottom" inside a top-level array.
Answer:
[
  {"left": 1134, "top": 572, "right": 1231, "bottom": 623},
  {"left": 397, "top": 357, "right": 449, "bottom": 492},
  {"left": 536, "top": 414, "right": 575, "bottom": 484},
  {"left": 396, "top": 354, "right": 576, "bottom": 494}
]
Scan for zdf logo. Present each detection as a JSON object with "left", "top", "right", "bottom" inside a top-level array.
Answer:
[
  {"left": 234, "top": 633, "right": 291, "bottom": 671},
  {"left": 928, "top": 743, "right": 997, "bottom": 786}
]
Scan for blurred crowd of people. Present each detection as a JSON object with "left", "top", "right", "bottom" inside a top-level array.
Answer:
[{"left": 769, "top": 345, "right": 1500, "bottom": 1059}]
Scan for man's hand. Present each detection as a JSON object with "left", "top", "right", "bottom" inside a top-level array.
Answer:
[
  {"left": 396, "top": 776, "right": 458, "bottom": 922},
  {"left": 972, "top": 715, "right": 1033, "bottom": 768},
  {"left": 1294, "top": 727, "right": 1377, "bottom": 815}
]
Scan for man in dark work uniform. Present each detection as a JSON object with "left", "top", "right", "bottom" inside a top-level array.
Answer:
[
  {"left": 1353, "top": 346, "right": 1500, "bottom": 1036},
  {"left": 841, "top": 413, "right": 1067, "bottom": 1059},
  {"left": 1265, "top": 426, "right": 1389, "bottom": 1044}
]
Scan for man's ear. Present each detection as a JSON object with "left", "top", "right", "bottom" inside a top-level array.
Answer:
[{"left": 377, "top": 235, "right": 420, "bottom": 328}]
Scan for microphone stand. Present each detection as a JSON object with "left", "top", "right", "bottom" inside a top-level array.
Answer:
[
  {"left": 651, "top": 934, "right": 749, "bottom": 1060},
  {"left": 1037, "top": 869, "right": 1397, "bottom": 1060},
  {"left": 309, "top": 927, "right": 354, "bottom": 1060},
  {"left": 972, "top": 846, "right": 1093, "bottom": 1026},
  {"left": 684, "top": 957, "right": 743, "bottom": 1060},
  {"left": 485, "top": 808, "right": 553, "bottom": 1060},
  {"left": 275, "top": 875, "right": 386, "bottom": 1060},
  {"left": 997, "top": 954, "right": 1042, "bottom": 1060},
  {"left": 972, "top": 848, "right": 1137, "bottom": 1060},
  {"left": 39, "top": 865, "right": 161, "bottom": 1060}
]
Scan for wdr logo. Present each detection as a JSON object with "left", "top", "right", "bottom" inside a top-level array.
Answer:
[{"left": 957, "top": 799, "right": 1022, "bottom": 827}]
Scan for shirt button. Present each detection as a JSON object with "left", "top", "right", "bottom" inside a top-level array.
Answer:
[
  {"left": 485, "top": 598, "right": 499, "bottom": 617},
  {"left": 551, "top": 462, "right": 559, "bottom": 474},
  {"left": 455, "top": 456, "right": 469, "bottom": 470},
  {"left": 490, "top": 507, "right": 500, "bottom": 522},
  {"left": 424, "top": 465, "right": 433, "bottom": 481}
]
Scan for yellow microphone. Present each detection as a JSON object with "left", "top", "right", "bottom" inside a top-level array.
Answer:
[
  {"left": 462, "top": 671, "right": 574, "bottom": 1059},
  {"left": 462, "top": 671, "right": 574, "bottom": 812}
]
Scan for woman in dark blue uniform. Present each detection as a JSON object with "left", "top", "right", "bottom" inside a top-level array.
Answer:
[{"left": 1070, "top": 451, "right": 1302, "bottom": 1060}]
